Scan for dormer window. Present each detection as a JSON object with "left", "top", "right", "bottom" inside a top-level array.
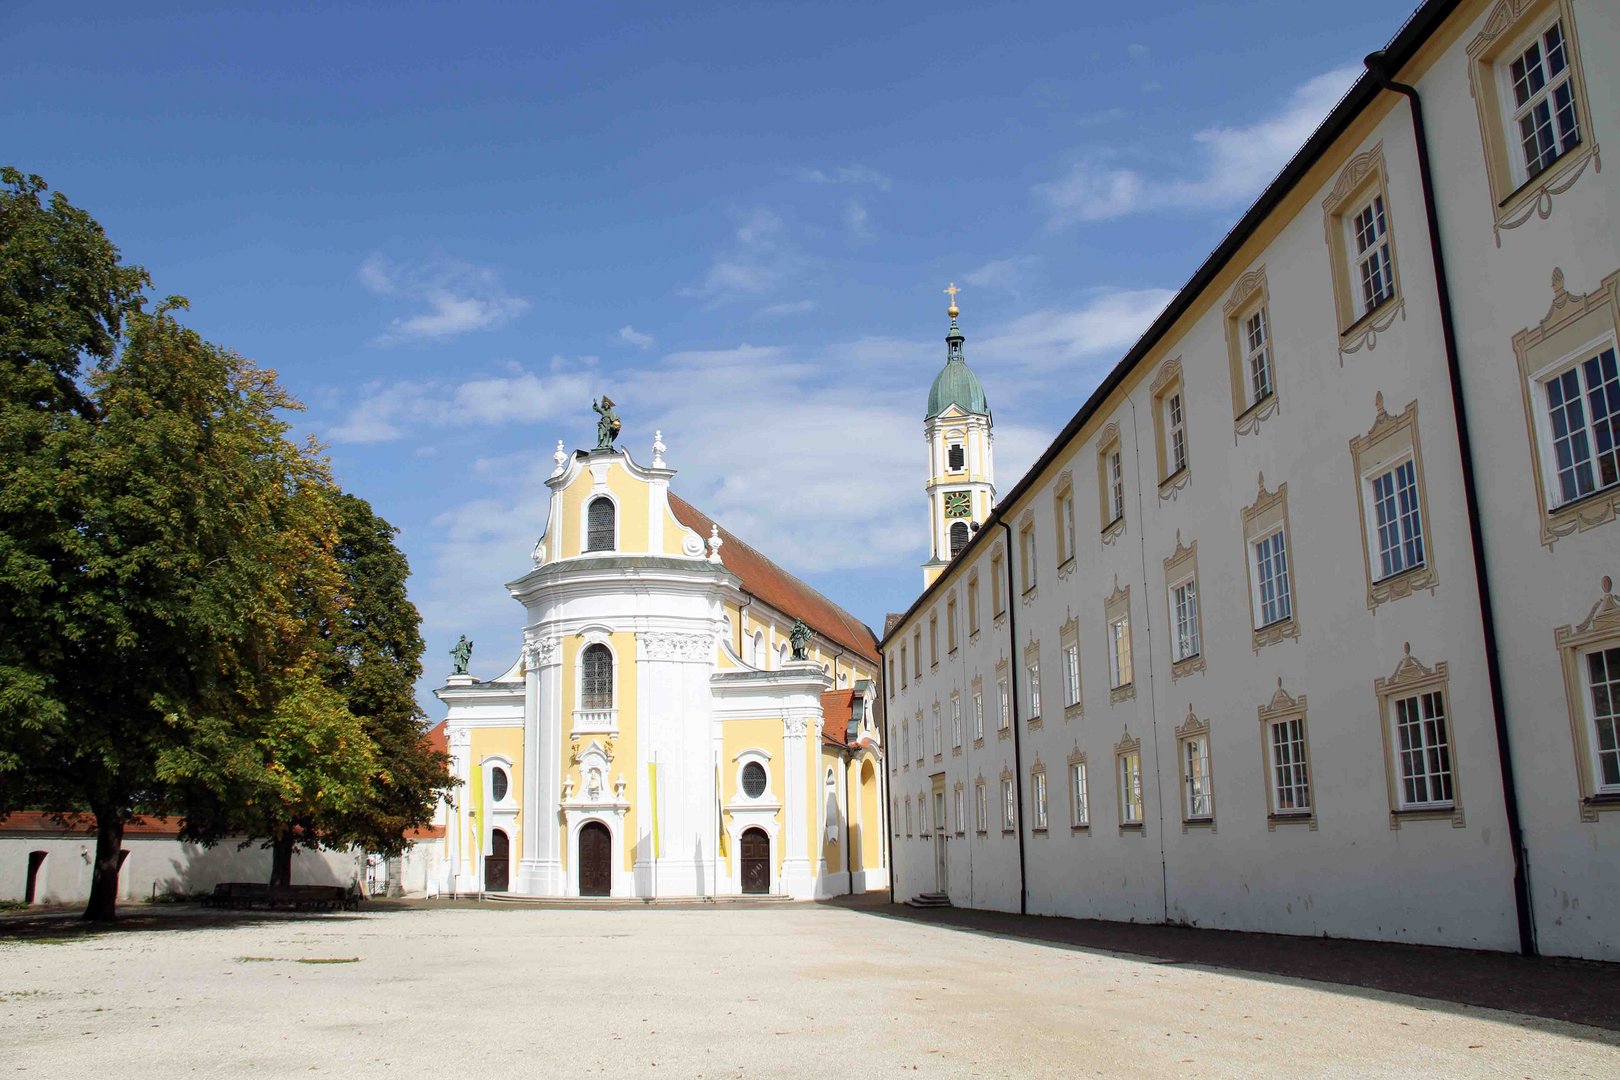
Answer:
[
  {"left": 586, "top": 497, "right": 615, "bottom": 552},
  {"left": 948, "top": 443, "right": 965, "bottom": 471}
]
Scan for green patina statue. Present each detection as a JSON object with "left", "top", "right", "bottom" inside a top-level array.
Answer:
[
  {"left": 593, "top": 396, "right": 622, "bottom": 450},
  {"left": 789, "top": 618, "right": 812, "bottom": 661},
  {"left": 450, "top": 634, "right": 473, "bottom": 676}
]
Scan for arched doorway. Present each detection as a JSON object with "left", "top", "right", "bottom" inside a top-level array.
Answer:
[
  {"left": 485, "top": 828, "right": 510, "bottom": 892},
  {"left": 578, "top": 821, "right": 611, "bottom": 897},
  {"left": 740, "top": 827, "right": 770, "bottom": 895}
]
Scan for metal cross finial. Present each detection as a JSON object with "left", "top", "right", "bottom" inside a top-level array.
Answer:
[{"left": 944, "top": 283, "right": 961, "bottom": 308}]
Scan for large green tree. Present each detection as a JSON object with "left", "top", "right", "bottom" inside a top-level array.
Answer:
[{"left": 176, "top": 491, "right": 452, "bottom": 888}]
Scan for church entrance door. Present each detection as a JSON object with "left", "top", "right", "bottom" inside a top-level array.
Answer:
[
  {"left": 485, "top": 829, "right": 510, "bottom": 892},
  {"left": 740, "top": 828, "right": 770, "bottom": 894},
  {"left": 579, "top": 821, "right": 611, "bottom": 897}
]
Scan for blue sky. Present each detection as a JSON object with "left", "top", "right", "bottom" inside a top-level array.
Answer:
[{"left": 6, "top": 0, "right": 1419, "bottom": 708}]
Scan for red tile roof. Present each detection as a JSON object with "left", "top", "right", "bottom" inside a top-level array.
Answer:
[
  {"left": 820, "top": 689, "right": 855, "bottom": 746},
  {"left": 669, "top": 493, "right": 879, "bottom": 664},
  {"left": 424, "top": 719, "right": 448, "bottom": 756},
  {"left": 0, "top": 811, "right": 184, "bottom": 836}
]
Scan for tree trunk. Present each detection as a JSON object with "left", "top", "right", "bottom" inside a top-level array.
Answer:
[
  {"left": 269, "top": 830, "right": 296, "bottom": 888},
  {"left": 82, "top": 810, "right": 124, "bottom": 922}
]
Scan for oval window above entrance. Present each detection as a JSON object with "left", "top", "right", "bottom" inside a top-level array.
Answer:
[
  {"left": 742, "top": 761, "right": 767, "bottom": 798},
  {"left": 491, "top": 766, "right": 509, "bottom": 803}
]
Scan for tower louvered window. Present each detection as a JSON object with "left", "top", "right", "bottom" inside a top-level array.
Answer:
[
  {"left": 949, "top": 521, "right": 969, "bottom": 557},
  {"left": 582, "top": 644, "right": 613, "bottom": 708},
  {"left": 586, "top": 497, "right": 615, "bottom": 552}
]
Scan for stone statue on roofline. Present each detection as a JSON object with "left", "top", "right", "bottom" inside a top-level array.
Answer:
[
  {"left": 593, "top": 396, "right": 622, "bottom": 450},
  {"left": 790, "top": 619, "right": 812, "bottom": 661},
  {"left": 450, "top": 635, "right": 473, "bottom": 676}
]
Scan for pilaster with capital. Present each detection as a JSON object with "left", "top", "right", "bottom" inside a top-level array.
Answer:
[
  {"left": 518, "top": 634, "right": 564, "bottom": 894},
  {"left": 780, "top": 712, "right": 815, "bottom": 897}
]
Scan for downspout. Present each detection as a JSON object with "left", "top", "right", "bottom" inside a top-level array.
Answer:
[
  {"left": 1364, "top": 51, "right": 1536, "bottom": 957},
  {"left": 878, "top": 665, "right": 896, "bottom": 905},
  {"left": 995, "top": 519, "right": 1030, "bottom": 915}
]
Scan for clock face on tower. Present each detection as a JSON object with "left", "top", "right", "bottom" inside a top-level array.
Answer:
[{"left": 944, "top": 491, "right": 972, "bottom": 519}]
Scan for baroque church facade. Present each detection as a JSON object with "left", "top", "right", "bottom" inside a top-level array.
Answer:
[
  {"left": 428, "top": 427, "right": 886, "bottom": 900},
  {"left": 884, "top": 0, "right": 1620, "bottom": 961}
]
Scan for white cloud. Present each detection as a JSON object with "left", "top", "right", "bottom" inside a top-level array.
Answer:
[
  {"left": 963, "top": 258, "right": 1033, "bottom": 293},
  {"left": 793, "top": 164, "right": 893, "bottom": 191},
  {"left": 681, "top": 208, "right": 796, "bottom": 306},
  {"left": 1038, "top": 65, "right": 1360, "bottom": 225},
  {"left": 1127, "top": 43, "right": 1149, "bottom": 61},
  {"left": 844, "top": 200, "right": 872, "bottom": 240},
  {"left": 358, "top": 254, "right": 530, "bottom": 345},
  {"left": 618, "top": 324, "right": 655, "bottom": 349},
  {"left": 757, "top": 299, "right": 816, "bottom": 318},
  {"left": 324, "top": 361, "right": 596, "bottom": 444}
]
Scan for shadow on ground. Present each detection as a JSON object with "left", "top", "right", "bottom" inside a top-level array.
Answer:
[{"left": 824, "top": 893, "right": 1620, "bottom": 1036}]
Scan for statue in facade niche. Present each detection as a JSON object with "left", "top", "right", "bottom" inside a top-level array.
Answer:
[
  {"left": 450, "top": 634, "right": 473, "bottom": 675},
  {"left": 593, "top": 396, "right": 622, "bottom": 450},
  {"left": 790, "top": 618, "right": 812, "bottom": 661}
]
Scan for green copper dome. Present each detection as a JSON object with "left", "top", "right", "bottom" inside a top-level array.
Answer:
[{"left": 925, "top": 320, "right": 990, "bottom": 419}]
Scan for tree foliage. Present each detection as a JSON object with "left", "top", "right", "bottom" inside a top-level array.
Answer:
[{"left": 1, "top": 169, "right": 448, "bottom": 918}]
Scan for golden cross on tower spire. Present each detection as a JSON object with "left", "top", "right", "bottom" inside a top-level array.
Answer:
[{"left": 944, "top": 282, "right": 961, "bottom": 318}]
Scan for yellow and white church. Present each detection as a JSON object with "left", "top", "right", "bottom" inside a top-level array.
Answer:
[{"left": 428, "top": 424, "right": 887, "bottom": 899}]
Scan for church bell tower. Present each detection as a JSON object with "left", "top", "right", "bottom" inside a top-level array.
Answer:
[{"left": 922, "top": 285, "right": 995, "bottom": 588}]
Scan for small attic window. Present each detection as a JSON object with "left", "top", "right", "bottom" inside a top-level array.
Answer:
[{"left": 948, "top": 443, "right": 965, "bottom": 471}]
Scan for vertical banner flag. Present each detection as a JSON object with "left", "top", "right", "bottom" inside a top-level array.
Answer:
[{"left": 649, "top": 757, "right": 661, "bottom": 858}]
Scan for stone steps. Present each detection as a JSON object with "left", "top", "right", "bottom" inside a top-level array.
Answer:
[{"left": 906, "top": 892, "right": 952, "bottom": 909}]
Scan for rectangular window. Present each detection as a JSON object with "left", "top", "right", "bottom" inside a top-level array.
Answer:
[
  {"left": 1069, "top": 761, "right": 1089, "bottom": 827},
  {"left": 1269, "top": 717, "right": 1312, "bottom": 814},
  {"left": 1587, "top": 646, "right": 1620, "bottom": 793},
  {"left": 1118, "top": 751, "right": 1144, "bottom": 825},
  {"left": 1371, "top": 459, "right": 1425, "bottom": 579},
  {"left": 1252, "top": 530, "right": 1292, "bottom": 628},
  {"left": 1350, "top": 195, "right": 1395, "bottom": 318},
  {"left": 997, "top": 677, "right": 1010, "bottom": 731},
  {"left": 887, "top": 656, "right": 895, "bottom": 698},
  {"left": 1170, "top": 578, "right": 1200, "bottom": 662},
  {"left": 1393, "top": 691, "right": 1455, "bottom": 809},
  {"left": 947, "top": 597, "right": 958, "bottom": 653},
  {"left": 1063, "top": 643, "right": 1081, "bottom": 708},
  {"left": 1026, "top": 657, "right": 1041, "bottom": 719},
  {"left": 929, "top": 615, "right": 938, "bottom": 667},
  {"left": 950, "top": 697, "right": 962, "bottom": 748},
  {"left": 1109, "top": 615, "right": 1133, "bottom": 689},
  {"left": 1246, "top": 307, "right": 1273, "bottom": 405},
  {"left": 975, "top": 782, "right": 988, "bottom": 833},
  {"left": 1182, "top": 736, "right": 1212, "bottom": 820},
  {"left": 918, "top": 797, "right": 927, "bottom": 835},
  {"left": 991, "top": 554, "right": 1005, "bottom": 615},
  {"left": 913, "top": 631, "right": 922, "bottom": 678},
  {"left": 1020, "top": 524, "right": 1037, "bottom": 594},
  {"left": 931, "top": 706, "right": 941, "bottom": 757},
  {"left": 1545, "top": 348, "right": 1619, "bottom": 506},
  {"left": 1509, "top": 19, "right": 1582, "bottom": 181},
  {"left": 1109, "top": 450, "right": 1125, "bottom": 522},
  {"left": 1167, "top": 392, "right": 1187, "bottom": 475},
  {"left": 1032, "top": 772, "right": 1048, "bottom": 831},
  {"left": 1062, "top": 491, "right": 1076, "bottom": 563},
  {"left": 900, "top": 645, "right": 907, "bottom": 689},
  {"left": 972, "top": 690, "right": 984, "bottom": 741},
  {"left": 954, "top": 788, "right": 965, "bottom": 836},
  {"left": 1001, "top": 779, "right": 1016, "bottom": 831},
  {"left": 968, "top": 575, "right": 980, "bottom": 634},
  {"left": 901, "top": 719, "right": 909, "bottom": 763},
  {"left": 905, "top": 800, "right": 913, "bottom": 836}
]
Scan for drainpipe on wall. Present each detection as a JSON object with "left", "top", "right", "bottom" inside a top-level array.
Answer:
[
  {"left": 995, "top": 519, "right": 1030, "bottom": 916},
  {"left": 1364, "top": 50, "right": 1536, "bottom": 957},
  {"left": 878, "top": 672, "right": 896, "bottom": 906}
]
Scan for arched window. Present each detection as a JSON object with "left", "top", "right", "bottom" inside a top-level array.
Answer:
[
  {"left": 586, "top": 497, "right": 615, "bottom": 552},
  {"left": 752, "top": 631, "right": 765, "bottom": 669},
  {"left": 582, "top": 643, "right": 613, "bottom": 708},
  {"left": 950, "top": 520, "right": 970, "bottom": 557},
  {"left": 778, "top": 643, "right": 791, "bottom": 668}
]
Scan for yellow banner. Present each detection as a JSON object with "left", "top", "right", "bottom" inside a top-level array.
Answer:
[{"left": 648, "top": 761, "right": 660, "bottom": 858}]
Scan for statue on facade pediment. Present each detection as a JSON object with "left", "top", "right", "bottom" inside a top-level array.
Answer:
[
  {"left": 450, "top": 634, "right": 473, "bottom": 675},
  {"left": 790, "top": 618, "right": 812, "bottom": 661},
  {"left": 593, "top": 396, "right": 622, "bottom": 450}
]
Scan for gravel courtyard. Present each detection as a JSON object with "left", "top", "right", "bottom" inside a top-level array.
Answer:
[{"left": 3, "top": 901, "right": 1617, "bottom": 1079}]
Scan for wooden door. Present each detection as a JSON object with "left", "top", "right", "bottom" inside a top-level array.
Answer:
[
  {"left": 740, "top": 828, "right": 770, "bottom": 894},
  {"left": 484, "top": 828, "right": 510, "bottom": 892},
  {"left": 578, "top": 821, "right": 611, "bottom": 897},
  {"left": 933, "top": 789, "right": 948, "bottom": 893}
]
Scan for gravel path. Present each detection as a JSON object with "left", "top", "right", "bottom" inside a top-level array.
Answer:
[{"left": 3, "top": 903, "right": 1617, "bottom": 1078}]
